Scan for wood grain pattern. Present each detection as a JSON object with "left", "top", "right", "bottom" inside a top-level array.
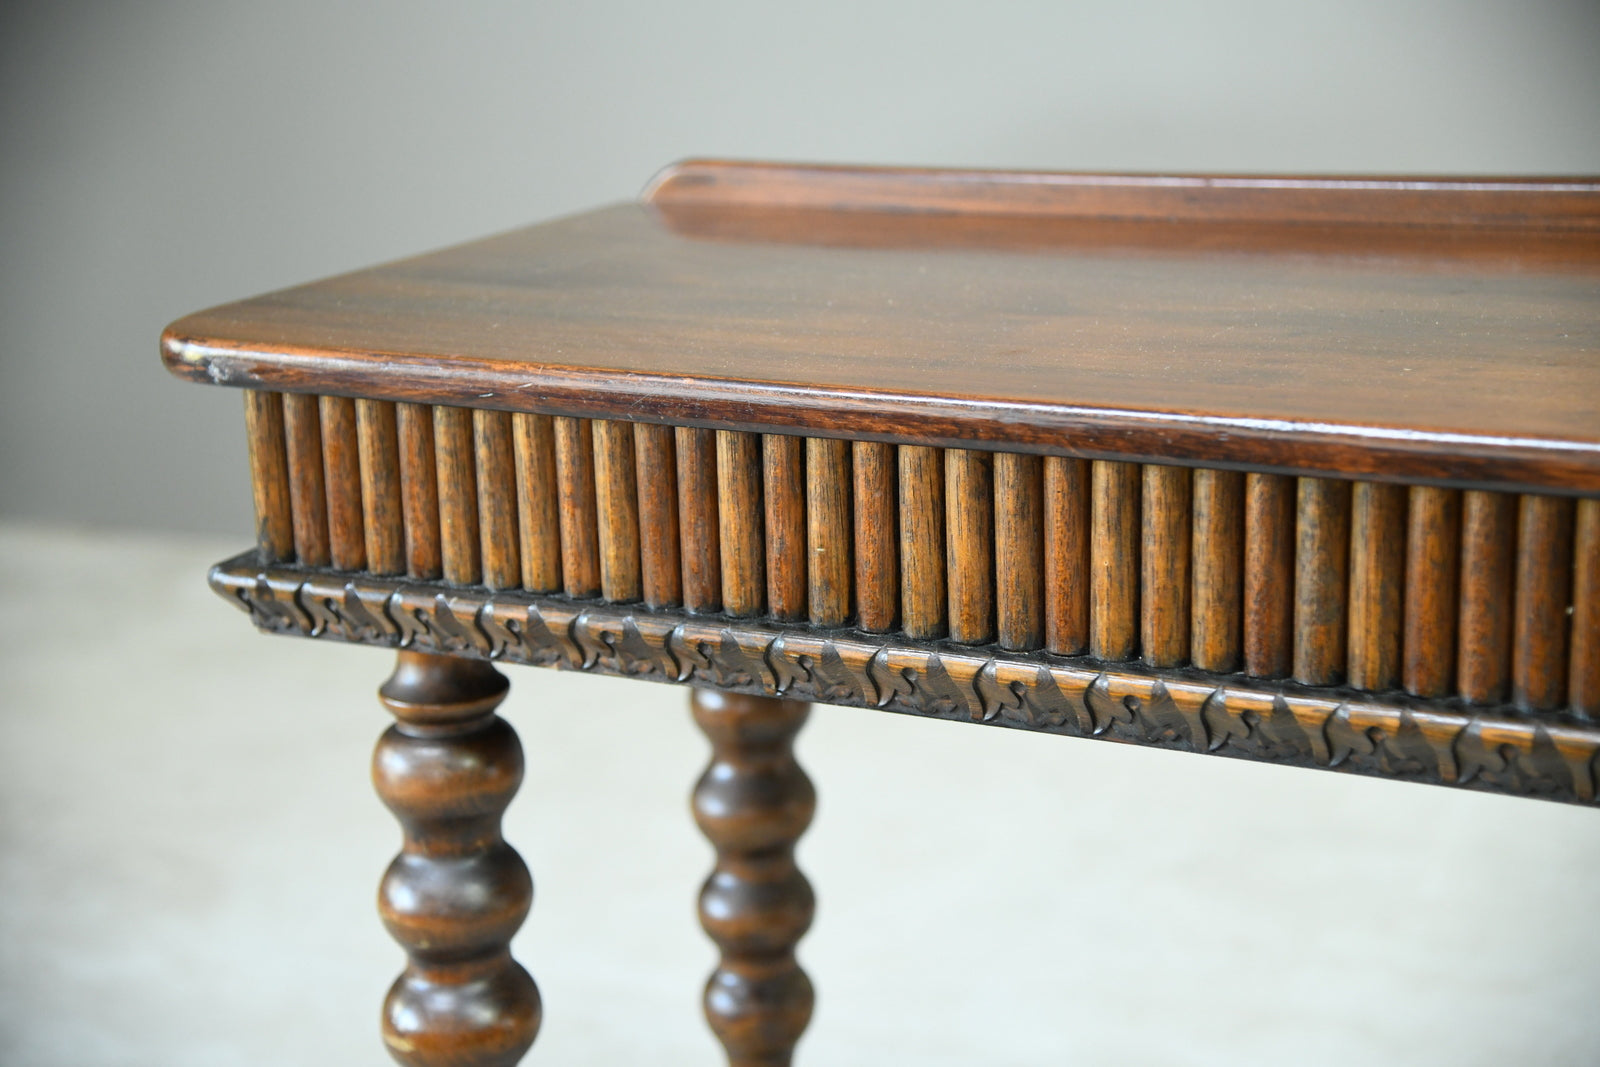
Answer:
[
  {"left": 1140, "top": 464, "right": 1190, "bottom": 668},
  {"left": 166, "top": 169, "right": 1600, "bottom": 496},
  {"left": 319, "top": 396, "right": 366, "bottom": 571},
  {"left": 553, "top": 416, "right": 601, "bottom": 599},
  {"left": 764, "top": 434, "right": 807, "bottom": 621},
  {"left": 1293, "top": 478, "right": 1350, "bottom": 686},
  {"left": 945, "top": 449, "right": 994, "bottom": 645},
  {"left": 1513, "top": 494, "right": 1575, "bottom": 711},
  {"left": 994, "top": 452, "right": 1044, "bottom": 652},
  {"left": 433, "top": 406, "right": 481, "bottom": 585},
  {"left": 1243, "top": 473, "right": 1295, "bottom": 678},
  {"left": 243, "top": 390, "right": 294, "bottom": 562},
  {"left": 474, "top": 409, "right": 521, "bottom": 591},
  {"left": 718, "top": 431, "right": 765, "bottom": 617},
  {"left": 1573, "top": 499, "right": 1600, "bottom": 718},
  {"left": 512, "top": 413, "right": 562, "bottom": 593},
  {"left": 898, "top": 446, "right": 946, "bottom": 640},
  {"left": 1403, "top": 486, "right": 1460, "bottom": 698},
  {"left": 690, "top": 690, "right": 814, "bottom": 1067},
  {"left": 852, "top": 442, "right": 898, "bottom": 633},
  {"left": 1190, "top": 468, "right": 1243, "bottom": 673},
  {"left": 396, "top": 402, "right": 442, "bottom": 580},
  {"left": 1090, "top": 461, "right": 1140, "bottom": 662},
  {"left": 355, "top": 399, "right": 404, "bottom": 576},
  {"left": 1458, "top": 490, "right": 1517, "bottom": 703},
  {"left": 591, "top": 419, "right": 642, "bottom": 603},
  {"left": 375, "top": 652, "right": 539, "bottom": 1067},
  {"left": 1043, "top": 457, "right": 1089, "bottom": 655},
  {"left": 805, "top": 437, "right": 852, "bottom": 627},
  {"left": 634, "top": 422, "right": 682, "bottom": 609},
  {"left": 676, "top": 427, "right": 722, "bottom": 614},
  {"left": 282, "top": 392, "right": 331, "bottom": 567},
  {"left": 1347, "top": 482, "right": 1406, "bottom": 691}
]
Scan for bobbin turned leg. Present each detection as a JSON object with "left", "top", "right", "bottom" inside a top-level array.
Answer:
[
  {"left": 373, "top": 651, "right": 541, "bottom": 1067},
  {"left": 691, "top": 689, "right": 816, "bottom": 1067}
]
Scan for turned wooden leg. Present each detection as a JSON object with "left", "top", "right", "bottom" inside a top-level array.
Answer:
[
  {"left": 691, "top": 689, "right": 816, "bottom": 1067},
  {"left": 373, "top": 651, "right": 541, "bottom": 1066}
]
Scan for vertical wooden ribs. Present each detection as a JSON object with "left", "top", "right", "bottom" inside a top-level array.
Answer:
[
  {"left": 635, "top": 422, "right": 682, "bottom": 609},
  {"left": 513, "top": 414, "right": 562, "bottom": 593},
  {"left": 1140, "top": 464, "right": 1190, "bottom": 668},
  {"left": 1191, "top": 469, "right": 1243, "bottom": 673},
  {"left": 718, "top": 431, "right": 765, "bottom": 617},
  {"left": 806, "top": 438, "right": 852, "bottom": 627},
  {"left": 355, "top": 399, "right": 404, "bottom": 576},
  {"left": 899, "top": 445, "right": 946, "bottom": 640},
  {"left": 592, "top": 419, "right": 642, "bottom": 603},
  {"left": 1403, "top": 486, "right": 1459, "bottom": 698},
  {"left": 678, "top": 427, "right": 722, "bottom": 613},
  {"left": 852, "top": 442, "right": 898, "bottom": 632},
  {"left": 1090, "top": 460, "right": 1140, "bottom": 661},
  {"left": 243, "top": 390, "right": 293, "bottom": 561},
  {"left": 945, "top": 449, "right": 994, "bottom": 645},
  {"left": 1043, "top": 457, "right": 1089, "bottom": 655},
  {"left": 764, "top": 434, "right": 807, "bottom": 621},
  {"left": 1244, "top": 473, "right": 1295, "bottom": 678},
  {"left": 241, "top": 391, "right": 1597, "bottom": 714},
  {"left": 995, "top": 453, "right": 1044, "bottom": 651},
  {"left": 1347, "top": 482, "right": 1405, "bottom": 691}
]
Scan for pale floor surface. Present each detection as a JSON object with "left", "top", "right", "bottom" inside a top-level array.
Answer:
[{"left": 1, "top": 521, "right": 1597, "bottom": 1066}]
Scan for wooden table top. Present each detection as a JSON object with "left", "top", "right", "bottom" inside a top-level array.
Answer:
[{"left": 162, "top": 161, "right": 1600, "bottom": 494}]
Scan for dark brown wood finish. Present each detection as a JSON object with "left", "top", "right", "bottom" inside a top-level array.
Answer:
[
  {"left": 165, "top": 166, "right": 1600, "bottom": 496},
  {"left": 677, "top": 426, "right": 722, "bottom": 613},
  {"left": 691, "top": 689, "right": 815, "bottom": 1067},
  {"left": 171, "top": 163, "right": 1600, "bottom": 1066},
  {"left": 374, "top": 651, "right": 539, "bottom": 1067}
]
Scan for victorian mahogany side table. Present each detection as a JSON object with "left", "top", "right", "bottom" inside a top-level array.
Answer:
[{"left": 161, "top": 161, "right": 1600, "bottom": 1066}]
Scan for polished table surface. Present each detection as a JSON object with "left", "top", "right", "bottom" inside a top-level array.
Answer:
[{"left": 162, "top": 160, "right": 1600, "bottom": 1066}]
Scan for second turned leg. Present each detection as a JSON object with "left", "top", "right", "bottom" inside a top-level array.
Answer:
[
  {"left": 691, "top": 689, "right": 816, "bottom": 1067},
  {"left": 373, "top": 651, "right": 541, "bottom": 1067}
]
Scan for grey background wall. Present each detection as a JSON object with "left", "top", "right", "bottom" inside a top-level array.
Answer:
[{"left": 2, "top": 0, "right": 1599, "bottom": 534}]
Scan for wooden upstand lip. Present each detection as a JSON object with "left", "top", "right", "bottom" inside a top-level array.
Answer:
[{"left": 162, "top": 160, "right": 1600, "bottom": 1066}]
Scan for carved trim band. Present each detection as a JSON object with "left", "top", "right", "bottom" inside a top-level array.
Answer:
[{"left": 211, "top": 553, "right": 1600, "bottom": 807}]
